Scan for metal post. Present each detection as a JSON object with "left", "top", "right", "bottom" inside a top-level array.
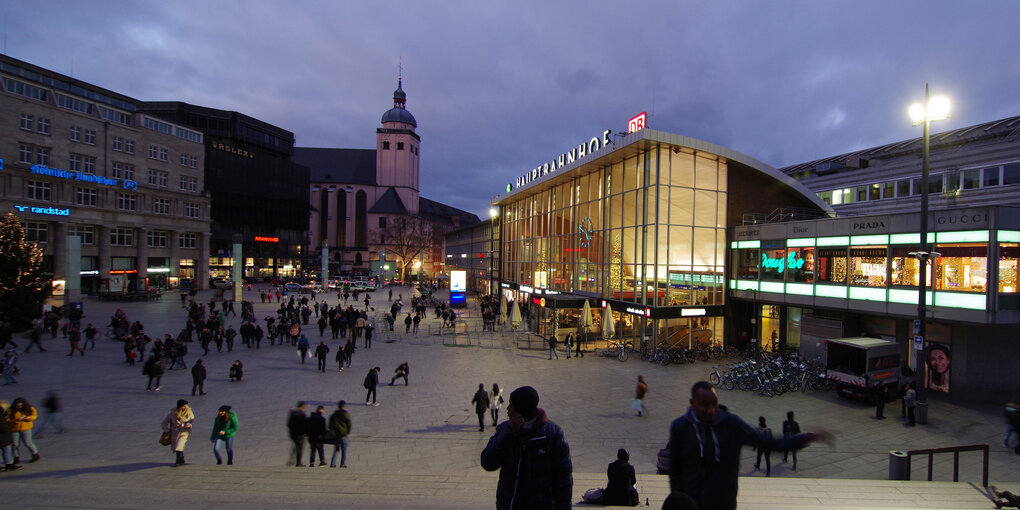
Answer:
[{"left": 916, "top": 83, "right": 930, "bottom": 404}]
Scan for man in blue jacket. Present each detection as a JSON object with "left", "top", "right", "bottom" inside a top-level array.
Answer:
[
  {"left": 668, "top": 381, "right": 831, "bottom": 510},
  {"left": 481, "top": 386, "right": 572, "bottom": 510}
]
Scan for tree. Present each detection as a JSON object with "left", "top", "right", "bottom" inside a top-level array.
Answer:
[
  {"left": 374, "top": 216, "right": 433, "bottom": 283},
  {"left": 0, "top": 213, "right": 49, "bottom": 330}
]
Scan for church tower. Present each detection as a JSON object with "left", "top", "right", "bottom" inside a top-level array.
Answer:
[{"left": 376, "top": 76, "right": 420, "bottom": 214}]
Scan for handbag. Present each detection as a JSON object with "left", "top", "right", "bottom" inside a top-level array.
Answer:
[{"left": 159, "top": 431, "right": 172, "bottom": 446}]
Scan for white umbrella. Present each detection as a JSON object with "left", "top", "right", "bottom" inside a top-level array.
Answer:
[
  {"left": 498, "top": 296, "right": 507, "bottom": 325},
  {"left": 602, "top": 303, "right": 615, "bottom": 339},
  {"left": 581, "top": 300, "right": 594, "bottom": 331},
  {"left": 510, "top": 299, "right": 522, "bottom": 328}
]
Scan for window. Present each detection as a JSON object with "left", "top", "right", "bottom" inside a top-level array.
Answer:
[
  {"left": 20, "top": 113, "right": 33, "bottom": 130},
  {"left": 179, "top": 232, "right": 197, "bottom": 249},
  {"left": 110, "top": 228, "right": 135, "bottom": 246},
  {"left": 189, "top": 156, "right": 197, "bottom": 168},
  {"left": 26, "top": 180, "right": 52, "bottom": 201},
  {"left": 1003, "top": 162, "right": 1020, "bottom": 185},
  {"left": 70, "top": 126, "right": 82, "bottom": 142},
  {"left": 817, "top": 247, "right": 847, "bottom": 284},
  {"left": 184, "top": 202, "right": 200, "bottom": 218},
  {"left": 382, "top": 141, "right": 390, "bottom": 150},
  {"left": 849, "top": 246, "right": 887, "bottom": 287},
  {"left": 379, "top": 217, "right": 387, "bottom": 228},
  {"left": 112, "top": 162, "right": 123, "bottom": 179},
  {"left": 897, "top": 179, "right": 911, "bottom": 197},
  {"left": 83, "top": 156, "right": 96, "bottom": 174},
  {"left": 24, "top": 222, "right": 48, "bottom": 243},
  {"left": 117, "top": 193, "right": 137, "bottom": 211},
  {"left": 148, "top": 144, "right": 159, "bottom": 159},
  {"left": 788, "top": 246, "right": 815, "bottom": 283},
  {"left": 112, "top": 137, "right": 123, "bottom": 151},
  {"left": 855, "top": 186, "right": 869, "bottom": 202},
  {"left": 122, "top": 164, "right": 135, "bottom": 180},
  {"left": 760, "top": 244, "right": 786, "bottom": 282},
  {"left": 148, "top": 169, "right": 168, "bottom": 187},
  {"left": 1000, "top": 243, "right": 1018, "bottom": 293},
  {"left": 55, "top": 93, "right": 91, "bottom": 113},
  {"left": 76, "top": 187, "right": 97, "bottom": 206},
  {"left": 143, "top": 117, "right": 173, "bottom": 135},
  {"left": 868, "top": 183, "right": 881, "bottom": 201},
  {"left": 36, "top": 147, "right": 49, "bottom": 165},
  {"left": 891, "top": 246, "right": 932, "bottom": 288},
  {"left": 19, "top": 144, "right": 32, "bottom": 163},
  {"left": 817, "top": 190, "right": 831, "bottom": 205},
  {"left": 963, "top": 168, "right": 981, "bottom": 190},
  {"left": 731, "top": 248, "right": 759, "bottom": 280},
  {"left": 913, "top": 175, "right": 943, "bottom": 195},
  {"left": 5, "top": 78, "right": 48, "bottom": 101},
  {"left": 147, "top": 230, "right": 168, "bottom": 248},
  {"left": 36, "top": 117, "right": 49, "bottom": 134},
  {"left": 125, "top": 140, "right": 135, "bottom": 154},
  {"left": 84, "top": 129, "right": 96, "bottom": 145},
  {"left": 67, "top": 225, "right": 95, "bottom": 245},
  {"left": 882, "top": 182, "right": 895, "bottom": 198},
  {"left": 153, "top": 198, "right": 170, "bottom": 215},
  {"left": 69, "top": 154, "right": 83, "bottom": 171},
  {"left": 180, "top": 175, "right": 197, "bottom": 192},
  {"left": 159, "top": 147, "right": 168, "bottom": 161},
  {"left": 397, "top": 141, "right": 405, "bottom": 150},
  {"left": 934, "top": 243, "right": 987, "bottom": 292}
]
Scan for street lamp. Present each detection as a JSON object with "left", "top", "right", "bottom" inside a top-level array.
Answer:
[
  {"left": 489, "top": 207, "right": 498, "bottom": 296},
  {"left": 908, "top": 84, "right": 950, "bottom": 411}
]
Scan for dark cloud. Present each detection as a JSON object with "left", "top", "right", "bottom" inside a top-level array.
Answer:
[{"left": 4, "top": 1, "right": 1018, "bottom": 216}]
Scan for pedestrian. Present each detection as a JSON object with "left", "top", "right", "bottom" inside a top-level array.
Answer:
[
  {"left": 634, "top": 375, "right": 648, "bottom": 417},
  {"left": 364, "top": 367, "right": 381, "bottom": 406},
  {"left": 162, "top": 399, "right": 194, "bottom": 466},
  {"left": 782, "top": 410, "right": 801, "bottom": 470},
  {"left": 344, "top": 339, "right": 354, "bottom": 368},
  {"left": 754, "top": 416, "right": 773, "bottom": 476},
  {"left": 82, "top": 323, "right": 97, "bottom": 349},
  {"left": 412, "top": 314, "right": 420, "bottom": 334},
  {"left": 224, "top": 325, "right": 236, "bottom": 352},
  {"left": 875, "top": 385, "right": 889, "bottom": 419},
  {"left": 575, "top": 332, "right": 585, "bottom": 358},
  {"left": 564, "top": 333, "right": 572, "bottom": 359},
  {"left": 600, "top": 448, "right": 640, "bottom": 506},
  {"left": 1, "top": 352, "right": 16, "bottom": 386},
  {"left": 335, "top": 345, "right": 346, "bottom": 372},
  {"left": 364, "top": 321, "right": 373, "bottom": 348},
  {"left": 904, "top": 382, "right": 917, "bottom": 426},
  {"left": 33, "top": 391, "right": 63, "bottom": 437},
  {"left": 490, "top": 383, "right": 504, "bottom": 427},
  {"left": 328, "top": 400, "right": 352, "bottom": 468},
  {"left": 315, "top": 341, "right": 330, "bottom": 372},
  {"left": 66, "top": 327, "right": 85, "bottom": 356},
  {"left": 668, "top": 381, "right": 832, "bottom": 510},
  {"left": 143, "top": 355, "right": 165, "bottom": 391},
  {"left": 0, "top": 400, "right": 22, "bottom": 471},
  {"left": 389, "top": 362, "right": 409, "bottom": 385},
  {"left": 404, "top": 313, "right": 412, "bottom": 333},
  {"left": 307, "top": 405, "right": 328, "bottom": 467},
  {"left": 472, "top": 383, "right": 490, "bottom": 431},
  {"left": 210, "top": 405, "right": 238, "bottom": 465},
  {"left": 5, "top": 397, "right": 41, "bottom": 464},
  {"left": 1005, "top": 403, "right": 1019, "bottom": 449},
  {"left": 480, "top": 385, "right": 573, "bottom": 509},
  {"left": 287, "top": 401, "right": 307, "bottom": 466},
  {"left": 297, "top": 334, "right": 310, "bottom": 363},
  {"left": 191, "top": 359, "right": 207, "bottom": 396},
  {"left": 229, "top": 360, "right": 244, "bottom": 382},
  {"left": 24, "top": 325, "right": 46, "bottom": 352},
  {"left": 548, "top": 334, "right": 559, "bottom": 360}
]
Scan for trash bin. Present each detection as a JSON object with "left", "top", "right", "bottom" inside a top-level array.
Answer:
[
  {"left": 916, "top": 400, "right": 929, "bottom": 424},
  {"left": 889, "top": 450, "right": 909, "bottom": 480}
]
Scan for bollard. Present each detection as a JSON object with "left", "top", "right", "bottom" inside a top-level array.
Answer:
[
  {"left": 916, "top": 401, "right": 929, "bottom": 424},
  {"left": 889, "top": 450, "right": 909, "bottom": 480}
]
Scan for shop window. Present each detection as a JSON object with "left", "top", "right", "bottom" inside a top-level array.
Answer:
[
  {"left": 849, "top": 246, "right": 887, "bottom": 287},
  {"left": 999, "top": 243, "right": 1018, "bottom": 293},
  {"left": 759, "top": 244, "right": 787, "bottom": 282},
  {"left": 787, "top": 247, "right": 814, "bottom": 283},
  {"left": 933, "top": 243, "right": 986, "bottom": 292},
  {"left": 732, "top": 248, "right": 759, "bottom": 280},
  {"left": 890, "top": 246, "right": 932, "bottom": 288},
  {"left": 816, "top": 247, "right": 847, "bottom": 284},
  {"left": 759, "top": 305, "right": 781, "bottom": 353}
]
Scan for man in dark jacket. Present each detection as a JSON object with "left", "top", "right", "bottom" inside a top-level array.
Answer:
[
  {"left": 287, "top": 401, "right": 307, "bottom": 466},
  {"left": 481, "top": 386, "right": 572, "bottom": 510},
  {"left": 668, "top": 381, "right": 831, "bottom": 510},
  {"left": 364, "top": 367, "right": 380, "bottom": 406},
  {"left": 190, "top": 359, "right": 207, "bottom": 396},
  {"left": 602, "top": 448, "right": 639, "bottom": 506},
  {"left": 471, "top": 383, "right": 490, "bottom": 431},
  {"left": 328, "top": 400, "right": 352, "bottom": 468},
  {"left": 314, "top": 341, "right": 330, "bottom": 372}
]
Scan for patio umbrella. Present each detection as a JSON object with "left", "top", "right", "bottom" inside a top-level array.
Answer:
[
  {"left": 510, "top": 299, "right": 522, "bottom": 328},
  {"left": 498, "top": 296, "right": 507, "bottom": 325},
  {"left": 581, "top": 300, "right": 594, "bottom": 332},
  {"left": 602, "top": 303, "right": 615, "bottom": 339}
]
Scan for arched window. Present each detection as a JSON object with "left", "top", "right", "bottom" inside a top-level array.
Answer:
[
  {"left": 355, "top": 190, "right": 367, "bottom": 248},
  {"left": 336, "top": 190, "right": 347, "bottom": 248}
]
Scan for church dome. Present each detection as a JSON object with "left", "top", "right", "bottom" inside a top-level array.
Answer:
[{"left": 381, "top": 78, "right": 417, "bottom": 128}]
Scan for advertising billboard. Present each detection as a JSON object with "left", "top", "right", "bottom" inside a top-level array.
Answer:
[{"left": 450, "top": 270, "right": 466, "bottom": 293}]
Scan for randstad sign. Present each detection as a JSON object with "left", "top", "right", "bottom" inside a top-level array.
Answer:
[
  {"left": 509, "top": 130, "right": 613, "bottom": 191},
  {"left": 759, "top": 252, "right": 805, "bottom": 273},
  {"left": 15, "top": 204, "right": 70, "bottom": 216}
]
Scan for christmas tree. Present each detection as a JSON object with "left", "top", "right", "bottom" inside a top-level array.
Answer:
[{"left": 0, "top": 213, "right": 49, "bottom": 330}]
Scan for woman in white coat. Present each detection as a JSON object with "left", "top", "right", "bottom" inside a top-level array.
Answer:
[
  {"left": 489, "top": 383, "right": 504, "bottom": 427},
  {"left": 162, "top": 399, "right": 194, "bottom": 466}
]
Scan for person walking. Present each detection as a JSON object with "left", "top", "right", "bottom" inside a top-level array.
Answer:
[
  {"left": 229, "top": 360, "right": 243, "bottom": 382},
  {"left": 143, "top": 356, "right": 165, "bottom": 392},
  {"left": 306, "top": 405, "right": 328, "bottom": 467},
  {"left": 364, "top": 367, "right": 381, "bottom": 406},
  {"left": 82, "top": 323, "right": 97, "bottom": 350},
  {"left": 547, "top": 334, "right": 559, "bottom": 360},
  {"left": 162, "top": 399, "right": 194, "bottom": 466},
  {"left": 287, "top": 401, "right": 307, "bottom": 466},
  {"left": 634, "top": 375, "right": 648, "bottom": 417},
  {"left": 754, "top": 416, "right": 773, "bottom": 476},
  {"left": 389, "top": 362, "right": 409, "bottom": 386},
  {"left": 328, "top": 400, "right": 352, "bottom": 468},
  {"left": 364, "top": 321, "right": 373, "bottom": 348},
  {"left": 564, "top": 334, "right": 572, "bottom": 359},
  {"left": 904, "top": 382, "right": 917, "bottom": 426},
  {"left": 0, "top": 400, "right": 22, "bottom": 471},
  {"left": 472, "top": 383, "right": 491, "bottom": 431},
  {"left": 480, "top": 386, "right": 573, "bottom": 509},
  {"left": 668, "top": 381, "right": 832, "bottom": 510},
  {"left": 782, "top": 410, "right": 801, "bottom": 470},
  {"left": 297, "top": 334, "right": 310, "bottom": 364},
  {"left": 210, "top": 405, "right": 238, "bottom": 465},
  {"left": 490, "top": 383, "right": 504, "bottom": 427},
  {"left": 33, "top": 391, "right": 63, "bottom": 437},
  {"left": 314, "top": 341, "right": 330, "bottom": 372},
  {"left": 66, "top": 327, "right": 85, "bottom": 356},
  {"left": 24, "top": 325, "right": 46, "bottom": 353},
  {"left": 404, "top": 313, "right": 412, "bottom": 334},
  {"left": 191, "top": 359, "right": 207, "bottom": 396},
  {"left": 6, "top": 397, "right": 41, "bottom": 464}
]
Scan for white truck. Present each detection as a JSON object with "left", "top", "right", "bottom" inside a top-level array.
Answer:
[{"left": 825, "top": 336, "right": 901, "bottom": 399}]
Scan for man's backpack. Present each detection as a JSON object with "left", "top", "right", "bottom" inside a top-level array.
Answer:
[{"left": 363, "top": 372, "right": 372, "bottom": 389}]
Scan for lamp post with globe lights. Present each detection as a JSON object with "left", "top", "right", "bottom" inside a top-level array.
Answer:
[{"left": 908, "top": 84, "right": 950, "bottom": 411}]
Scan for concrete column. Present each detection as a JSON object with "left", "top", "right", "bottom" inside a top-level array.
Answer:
[
  {"left": 198, "top": 232, "right": 212, "bottom": 291},
  {"left": 97, "top": 226, "right": 110, "bottom": 291},
  {"left": 136, "top": 228, "right": 149, "bottom": 291},
  {"left": 64, "top": 235, "right": 82, "bottom": 304},
  {"left": 51, "top": 222, "right": 66, "bottom": 286},
  {"left": 232, "top": 234, "right": 243, "bottom": 302},
  {"left": 169, "top": 231, "right": 180, "bottom": 278}
]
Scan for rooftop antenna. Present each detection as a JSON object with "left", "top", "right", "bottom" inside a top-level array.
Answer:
[{"left": 398, "top": 56, "right": 403, "bottom": 82}]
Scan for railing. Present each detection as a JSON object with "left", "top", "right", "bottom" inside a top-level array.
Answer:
[{"left": 894, "top": 444, "right": 989, "bottom": 487}]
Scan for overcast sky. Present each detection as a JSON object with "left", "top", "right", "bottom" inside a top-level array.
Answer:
[{"left": 4, "top": 1, "right": 1018, "bottom": 217}]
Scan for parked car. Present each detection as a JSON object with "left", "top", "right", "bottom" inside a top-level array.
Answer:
[{"left": 284, "top": 282, "right": 302, "bottom": 292}]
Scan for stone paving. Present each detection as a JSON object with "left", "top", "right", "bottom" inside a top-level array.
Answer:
[{"left": 1, "top": 284, "right": 1017, "bottom": 508}]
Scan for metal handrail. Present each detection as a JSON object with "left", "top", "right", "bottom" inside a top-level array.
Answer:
[{"left": 905, "top": 444, "right": 989, "bottom": 487}]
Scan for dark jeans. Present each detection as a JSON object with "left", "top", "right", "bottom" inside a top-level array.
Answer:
[
  {"left": 191, "top": 380, "right": 204, "bottom": 395},
  {"left": 290, "top": 435, "right": 304, "bottom": 466},
  {"left": 907, "top": 405, "right": 916, "bottom": 425},
  {"left": 476, "top": 412, "right": 486, "bottom": 430},
  {"left": 309, "top": 441, "right": 325, "bottom": 465},
  {"left": 366, "top": 387, "right": 377, "bottom": 404}
]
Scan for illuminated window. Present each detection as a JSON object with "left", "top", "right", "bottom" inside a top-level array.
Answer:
[
  {"left": 849, "top": 246, "right": 887, "bottom": 287},
  {"left": 788, "top": 246, "right": 815, "bottom": 283},
  {"left": 1000, "top": 243, "right": 1018, "bottom": 293},
  {"left": 891, "top": 246, "right": 932, "bottom": 288},
  {"left": 933, "top": 243, "right": 986, "bottom": 293},
  {"left": 817, "top": 247, "right": 847, "bottom": 284}
]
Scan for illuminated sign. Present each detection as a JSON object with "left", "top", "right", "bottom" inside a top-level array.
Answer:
[
  {"left": 109, "top": 270, "right": 138, "bottom": 274},
  {"left": 625, "top": 306, "right": 651, "bottom": 317},
  {"left": 212, "top": 141, "right": 255, "bottom": 159},
  {"left": 628, "top": 112, "right": 647, "bottom": 133},
  {"left": 577, "top": 217, "right": 594, "bottom": 247},
  {"left": 759, "top": 252, "right": 805, "bottom": 273},
  {"left": 450, "top": 270, "right": 466, "bottom": 293},
  {"left": 80, "top": 270, "right": 99, "bottom": 275},
  {"left": 519, "top": 285, "right": 534, "bottom": 293},
  {"left": 14, "top": 205, "right": 69, "bottom": 216},
  {"left": 147, "top": 267, "right": 170, "bottom": 273},
  {"left": 511, "top": 130, "right": 613, "bottom": 190},
  {"left": 681, "top": 308, "right": 706, "bottom": 317},
  {"left": 254, "top": 236, "right": 279, "bottom": 243},
  {"left": 0, "top": 158, "right": 4, "bottom": 169},
  {"left": 31, "top": 164, "right": 135, "bottom": 189}
]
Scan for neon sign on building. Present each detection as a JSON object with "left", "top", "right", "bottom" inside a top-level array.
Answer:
[
  {"left": 628, "top": 112, "right": 647, "bottom": 133},
  {"left": 30, "top": 164, "right": 136, "bottom": 190},
  {"left": 759, "top": 252, "right": 805, "bottom": 273},
  {"left": 509, "top": 129, "right": 613, "bottom": 191}
]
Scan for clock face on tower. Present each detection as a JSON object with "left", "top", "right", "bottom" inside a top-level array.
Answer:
[{"left": 577, "top": 217, "right": 594, "bottom": 247}]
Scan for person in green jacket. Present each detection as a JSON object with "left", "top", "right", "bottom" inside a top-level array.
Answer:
[{"left": 210, "top": 405, "right": 238, "bottom": 465}]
